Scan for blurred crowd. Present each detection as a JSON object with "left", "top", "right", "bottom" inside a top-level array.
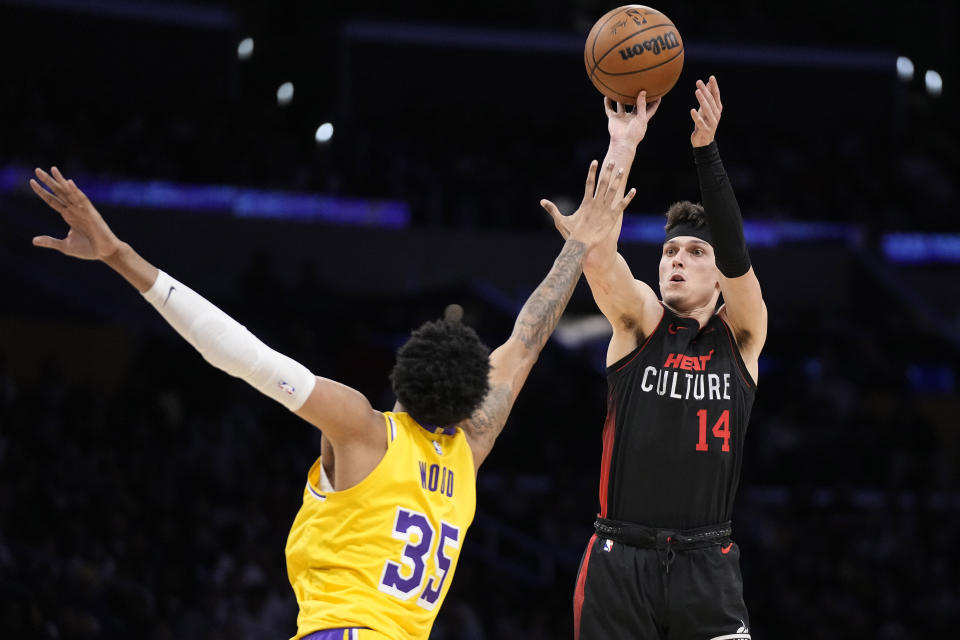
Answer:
[{"left": 1, "top": 254, "right": 958, "bottom": 638}]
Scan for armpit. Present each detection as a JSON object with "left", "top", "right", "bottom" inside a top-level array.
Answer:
[
  {"left": 614, "top": 313, "right": 647, "bottom": 347},
  {"left": 733, "top": 326, "right": 753, "bottom": 351}
]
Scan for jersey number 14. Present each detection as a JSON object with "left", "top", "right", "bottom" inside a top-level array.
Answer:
[{"left": 695, "top": 409, "right": 731, "bottom": 452}]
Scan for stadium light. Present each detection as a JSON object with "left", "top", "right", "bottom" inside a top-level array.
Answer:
[
  {"left": 895, "top": 56, "right": 913, "bottom": 82},
  {"left": 237, "top": 37, "right": 254, "bottom": 60},
  {"left": 277, "top": 82, "right": 294, "bottom": 106},
  {"left": 315, "top": 122, "right": 334, "bottom": 143},
  {"left": 924, "top": 70, "right": 943, "bottom": 97}
]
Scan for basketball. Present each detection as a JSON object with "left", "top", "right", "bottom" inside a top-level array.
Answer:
[{"left": 584, "top": 5, "right": 684, "bottom": 104}]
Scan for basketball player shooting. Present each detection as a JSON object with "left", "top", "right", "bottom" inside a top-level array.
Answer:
[
  {"left": 542, "top": 76, "right": 766, "bottom": 640},
  {"left": 29, "top": 158, "right": 639, "bottom": 639}
]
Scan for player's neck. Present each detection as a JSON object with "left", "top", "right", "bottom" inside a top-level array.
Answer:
[{"left": 662, "top": 300, "right": 717, "bottom": 329}]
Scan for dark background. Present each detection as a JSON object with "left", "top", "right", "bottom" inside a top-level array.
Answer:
[{"left": 1, "top": 0, "right": 958, "bottom": 638}]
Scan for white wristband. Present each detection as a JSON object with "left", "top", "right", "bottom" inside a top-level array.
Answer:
[{"left": 143, "top": 271, "right": 316, "bottom": 411}]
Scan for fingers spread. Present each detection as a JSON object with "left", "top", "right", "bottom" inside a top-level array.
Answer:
[
  {"left": 709, "top": 75, "right": 722, "bottom": 110},
  {"left": 604, "top": 97, "right": 616, "bottom": 117},
  {"left": 605, "top": 167, "right": 625, "bottom": 201},
  {"left": 30, "top": 178, "right": 68, "bottom": 212},
  {"left": 620, "top": 187, "right": 637, "bottom": 209},
  {"left": 45, "top": 167, "right": 85, "bottom": 205},
  {"left": 32, "top": 235, "right": 66, "bottom": 251},
  {"left": 35, "top": 168, "right": 67, "bottom": 199},
  {"left": 593, "top": 160, "right": 615, "bottom": 198},
  {"left": 695, "top": 80, "right": 720, "bottom": 120},
  {"left": 51, "top": 167, "right": 79, "bottom": 202},
  {"left": 695, "top": 88, "right": 718, "bottom": 123},
  {"left": 582, "top": 159, "right": 599, "bottom": 200},
  {"left": 64, "top": 179, "right": 83, "bottom": 205},
  {"left": 541, "top": 199, "right": 572, "bottom": 238},
  {"left": 540, "top": 198, "right": 562, "bottom": 219},
  {"left": 50, "top": 166, "right": 68, "bottom": 185}
]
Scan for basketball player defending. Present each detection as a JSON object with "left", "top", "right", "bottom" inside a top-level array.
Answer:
[
  {"left": 543, "top": 77, "right": 766, "bottom": 639},
  {"left": 29, "top": 156, "right": 645, "bottom": 639}
]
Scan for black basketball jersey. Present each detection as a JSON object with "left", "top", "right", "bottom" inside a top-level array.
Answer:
[{"left": 599, "top": 304, "right": 756, "bottom": 529}]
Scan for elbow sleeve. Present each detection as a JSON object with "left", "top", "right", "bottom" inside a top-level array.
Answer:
[{"left": 144, "top": 271, "right": 316, "bottom": 411}]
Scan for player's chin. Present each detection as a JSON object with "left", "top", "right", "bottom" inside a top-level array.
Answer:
[{"left": 661, "top": 290, "right": 686, "bottom": 308}]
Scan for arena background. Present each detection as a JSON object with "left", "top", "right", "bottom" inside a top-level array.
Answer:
[{"left": 1, "top": 1, "right": 957, "bottom": 637}]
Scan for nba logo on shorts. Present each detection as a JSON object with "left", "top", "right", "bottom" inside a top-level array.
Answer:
[{"left": 603, "top": 539, "right": 614, "bottom": 552}]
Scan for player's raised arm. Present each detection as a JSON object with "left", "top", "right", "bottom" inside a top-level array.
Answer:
[
  {"left": 688, "top": 75, "right": 767, "bottom": 380},
  {"left": 463, "top": 160, "right": 635, "bottom": 469},
  {"left": 30, "top": 167, "right": 384, "bottom": 452},
  {"left": 541, "top": 92, "right": 664, "bottom": 364}
]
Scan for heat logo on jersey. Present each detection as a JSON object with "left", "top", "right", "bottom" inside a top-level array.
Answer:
[{"left": 663, "top": 349, "right": 714, "bottom": 371}]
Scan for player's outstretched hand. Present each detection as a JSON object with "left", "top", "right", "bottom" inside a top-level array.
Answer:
[
  {"left": 540, "top": 160, "right": 633, "bottom": 244},
  {"left": 30, "top": 167, "right": 123, "bottom": 261},
  {"left": 606, "top": 90, "right": 662, "bottom": 146},
  {"left": 562, "top": 160, "right": 635, "bottom": 249},
  {"left": 690, "top": 75, "right": 723, "bottom": 148}
]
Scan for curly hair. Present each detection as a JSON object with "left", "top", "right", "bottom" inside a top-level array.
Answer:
[
  {"left": 664, "top": 200, "right": 707, "bottom": 233},
  {"left": 389, "top": 319, "right": 491, "bottom": 427}
]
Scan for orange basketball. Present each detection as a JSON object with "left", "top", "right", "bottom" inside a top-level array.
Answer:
[{"left": 584, "top": 5, "right": 684, "bottom": 104}]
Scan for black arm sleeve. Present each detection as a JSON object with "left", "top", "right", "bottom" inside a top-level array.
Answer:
[{"left": 693, "top": 141, "right": 751, "bottom": 278}]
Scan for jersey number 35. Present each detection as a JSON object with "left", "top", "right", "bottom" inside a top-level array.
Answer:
[{"left": 378, "top": 506, "right": 461, "bottom": 611}]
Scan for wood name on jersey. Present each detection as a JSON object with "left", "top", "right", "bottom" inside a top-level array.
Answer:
[{"left": 418, "top": 461, "right": 455, "bottom": 498}]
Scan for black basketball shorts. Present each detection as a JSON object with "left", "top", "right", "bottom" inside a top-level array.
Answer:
[{"left": 573, "top": 534, "right": 751, "bottom": 640}]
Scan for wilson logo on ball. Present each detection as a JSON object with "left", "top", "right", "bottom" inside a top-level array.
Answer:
[{"left": 618, "top": 31, "right": 680, "bottom": 59}]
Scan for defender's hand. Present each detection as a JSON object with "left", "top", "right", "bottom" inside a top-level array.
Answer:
[
  {"left": 564, "top": 160, "right": 635, "bottom": 250},
  {"left": 690, "top": 75, "right": 723, "bottom": 148},
  {"left": 541, "top": 160, "right": 632, "bottom": 249},
  {"left": 606, "top": 91, "right": 662, "bottom": 146},
  {"left": 30, "top": 167, "right": 123, "bottom": 261},
  {"left": 542, "top": 196, "right": 574, "bottom": 241}
]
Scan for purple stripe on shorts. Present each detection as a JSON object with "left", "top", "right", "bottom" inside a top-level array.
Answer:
[
  {"left": 300, "top": 630, "right": 345, "bottom": 640},
  {"left": 301, "top": 628, "right": 368, "bottom": 640}
]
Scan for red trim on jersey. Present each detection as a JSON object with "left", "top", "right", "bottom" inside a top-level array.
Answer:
[
  {"left": 614, "top": 305, "right": 666, "bottom": 373},
  {"left": 717, "top": 315, "right": 755, "bottom": 389},
  {"left": 573, "top": 534, "right": 597, "bottom": 640},
  {"left": 598, "top": 394, "right": 616, "bottom": 517}
]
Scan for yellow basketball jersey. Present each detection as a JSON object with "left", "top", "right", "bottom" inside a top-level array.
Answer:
[{"left": 285, "top": 412, "right": 476, "bottom": 640}]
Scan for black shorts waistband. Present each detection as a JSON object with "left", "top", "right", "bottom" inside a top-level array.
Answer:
[{"left": 594, "top": 517, "right": 732, "bottom": 550}]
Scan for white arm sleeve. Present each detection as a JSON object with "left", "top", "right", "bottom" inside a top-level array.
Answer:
[{"left": 142, "top": 270, "right": 316, "bottom": 411}]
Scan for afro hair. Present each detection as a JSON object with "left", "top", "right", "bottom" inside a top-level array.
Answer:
[{"left": 389, "top": 319, "right": 491, "bottom": 427}]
